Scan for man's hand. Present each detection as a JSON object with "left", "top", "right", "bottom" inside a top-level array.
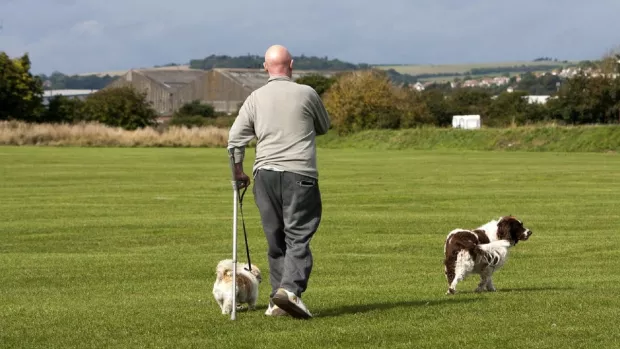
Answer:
[
  {"left": 234, "top": 163, "right": 250, "bottom": 188},
  {"left": 235, "top": 171, "right": 250, "bottom": 189}
]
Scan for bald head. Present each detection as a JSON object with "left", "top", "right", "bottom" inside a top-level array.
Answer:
[{"left": 263, "top": 45, "right": 293, "bottom": 77}]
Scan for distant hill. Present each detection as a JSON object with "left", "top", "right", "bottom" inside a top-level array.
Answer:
[
  {"left": 188, "top": 54, "right": 369, "bottom": 71},
  {"left": 47, "top": 55, "right": 593, "bottom": 90},
  {"left": 375, "top": 61, "right": 581, "bottom": 82}
]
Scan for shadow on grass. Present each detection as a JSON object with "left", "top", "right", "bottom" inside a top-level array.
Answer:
[
  {"left": 234, "top": 304, "right": 269, "bottom": 313},
  {"left": 451, "top": 286, "right": 573, "bottom": 295},
  {"left": 497, "top": 286, "right": 573, "bottom": 293},
  {"left": 316, "top": 297, "right": 482, "bottom": 318},
  {"left": 235, "top": 286, "right": 571, "bottom": 317}
]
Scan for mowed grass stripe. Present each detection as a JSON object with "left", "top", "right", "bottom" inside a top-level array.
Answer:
[{"left": 1, "top": 146, "right": 619, "bottom": 349}]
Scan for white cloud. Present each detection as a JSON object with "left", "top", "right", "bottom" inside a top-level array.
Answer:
[{"left": 0, "top": 0, "right": 619, "bottom": 74}]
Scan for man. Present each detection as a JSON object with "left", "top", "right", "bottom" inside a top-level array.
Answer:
[{"left": 227, "top": 44, "right": 330, "bottom": 319}]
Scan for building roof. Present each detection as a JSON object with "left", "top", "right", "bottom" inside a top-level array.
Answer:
[
  {"left": 76, "top": 64, "right": 192, "bottom": 77},
  {"left": 109, "top": 67, "right": 343, "bottom": 95},
  {"left": 43, "top": 89, "right": 98, "bottom": 97},
  {"left": 136, "top": 69, "right": 206, "bottom": 89},
  {"left": 213, "top": 68, "right": 343, "bottom": 91}
]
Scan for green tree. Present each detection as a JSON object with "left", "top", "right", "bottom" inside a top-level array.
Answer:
[
  {"left": 42, "top": 95, "right": 85, "bottom": 123},
  {"left": 420, "top": 89, "right": 452, "bottom": 126},
  {"left": 447, "top": 88, "right": 492, "bottom": 117},
  {"left": 323, "top": 70, "right": 404, "bottom": 133},
  {"left": 599, "top": 47, "right": 620, "bottom": 75},
  {"left": 295, "top": 74, "right": 337, "bottom": 96},
  {"left": 397, "top": 88, "right": 433, "bottom": 128},
  {"left": 383, "top": 69, "right": 418, "bottom": 86},
  {"left": 81, "top": 86, "right": 157, "bottom": 129},
  {"left": 514, "top": 72, "right": 561, "bottom": 95},
  {"left": 548, "top": 72, "right": 620, "bottom": 124},
  {"left": 526, "top": 101, "right": 553, "bottom": 124},
  {"left": 486, "top": 91, "right": 529, "bottom": 126},
  {"left": 0, "top": 52, "right": 44, "bottom": 121},
  {"left": 323, "top": 70, "right": 432, "bottom": 133}
]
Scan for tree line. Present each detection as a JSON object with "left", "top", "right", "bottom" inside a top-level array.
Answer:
[
  {"left": 38, "top": 72, "right": 116, "bottom": 90},
  {"left": 1, "top": 52, "right": 235, "bottom": 130},
  {"left": 2, "top": 52, "right": 156, "bottom": 129},
  {"left": 3, "top": 51, "right": 619, "bottom": 133},
  {"left": 188, "top": 54, "right": 371, "bottom": 71},
  {"left": 38, "top": 54, "right": 588, "bottom": 92},
  {"left": 296, "top": 57, "right": 620, "bottom": 133}
]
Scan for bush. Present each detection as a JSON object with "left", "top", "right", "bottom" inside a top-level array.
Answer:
[
  {"left": 168, "top": 100, "right": 219, "bottom": 128},
  {"left": 176, "top": 100, "right": 215, "bottom": 118}
]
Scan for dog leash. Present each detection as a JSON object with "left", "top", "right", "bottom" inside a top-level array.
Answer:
[{"left": 227, "top": 149, "right": 253, "bottom": 272}]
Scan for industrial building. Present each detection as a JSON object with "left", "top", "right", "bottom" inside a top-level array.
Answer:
[{"left": 104, "top": 67, "right": 340, "bottom": 115}]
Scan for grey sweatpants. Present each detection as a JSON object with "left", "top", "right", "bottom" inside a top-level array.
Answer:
[{"left": 252, "top": 169, "right": 322, "bottom": 298}]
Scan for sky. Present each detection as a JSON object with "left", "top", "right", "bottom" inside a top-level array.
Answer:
[{"left": 1, "top": 0, "right": 620, "bottom": 75}]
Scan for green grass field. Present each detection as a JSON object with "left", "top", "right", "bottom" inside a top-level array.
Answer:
[
  {"left": 374, "top": 61, "right": 577, "bottom": 76},
  {"left": 1, "top": 146, "right": 619, "bottom": 349}
]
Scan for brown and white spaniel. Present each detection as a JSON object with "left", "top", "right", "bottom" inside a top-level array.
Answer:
[{"left": 443, "top": 216, "right": 533, "bottom": 295}]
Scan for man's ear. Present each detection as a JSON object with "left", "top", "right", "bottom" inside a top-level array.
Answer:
[
  {"left": 290, "top": 59, "right": 294, "bottom": 70},
  {"left": 263, "top": 62, "right": 268, "bottom": 72}
]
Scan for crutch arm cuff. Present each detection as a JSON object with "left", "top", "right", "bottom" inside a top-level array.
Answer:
[{"left": 227, "top": 146, "right": 245, "bottom": 164}]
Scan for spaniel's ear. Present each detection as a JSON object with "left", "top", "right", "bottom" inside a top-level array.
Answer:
[{"left": 496, "top": 218, "right": 511, "bottom": 240}]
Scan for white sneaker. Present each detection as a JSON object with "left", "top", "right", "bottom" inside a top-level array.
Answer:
[
  {"left": 264, "top": 300, "right": 288, "bottom": 317},
  {"left": 272, "top": 288, "right": 312, "bottom": 319}
]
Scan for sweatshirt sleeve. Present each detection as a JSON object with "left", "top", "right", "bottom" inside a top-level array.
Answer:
[
  {"left": 227, "top": 94, "right": 256, "bottom": 163},
  {"left": 309, "top": 89, "right": 330, "bottom": 135}
]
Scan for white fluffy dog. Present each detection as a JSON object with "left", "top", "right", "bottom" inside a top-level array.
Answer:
[{"left": 212, "top": 259, "right": 262, "bottom": 314}]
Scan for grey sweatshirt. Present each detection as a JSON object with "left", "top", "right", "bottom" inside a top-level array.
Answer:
[{"left": 227, "top": 76, "right": 331, "bottom": 179}]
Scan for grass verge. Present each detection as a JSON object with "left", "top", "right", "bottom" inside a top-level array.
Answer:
[
  {"left": 2, "top": 121, "right": 619, "bottom": 152},
  {"left": 316, "top": 125, "right": 620, "bottom": 152}
]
